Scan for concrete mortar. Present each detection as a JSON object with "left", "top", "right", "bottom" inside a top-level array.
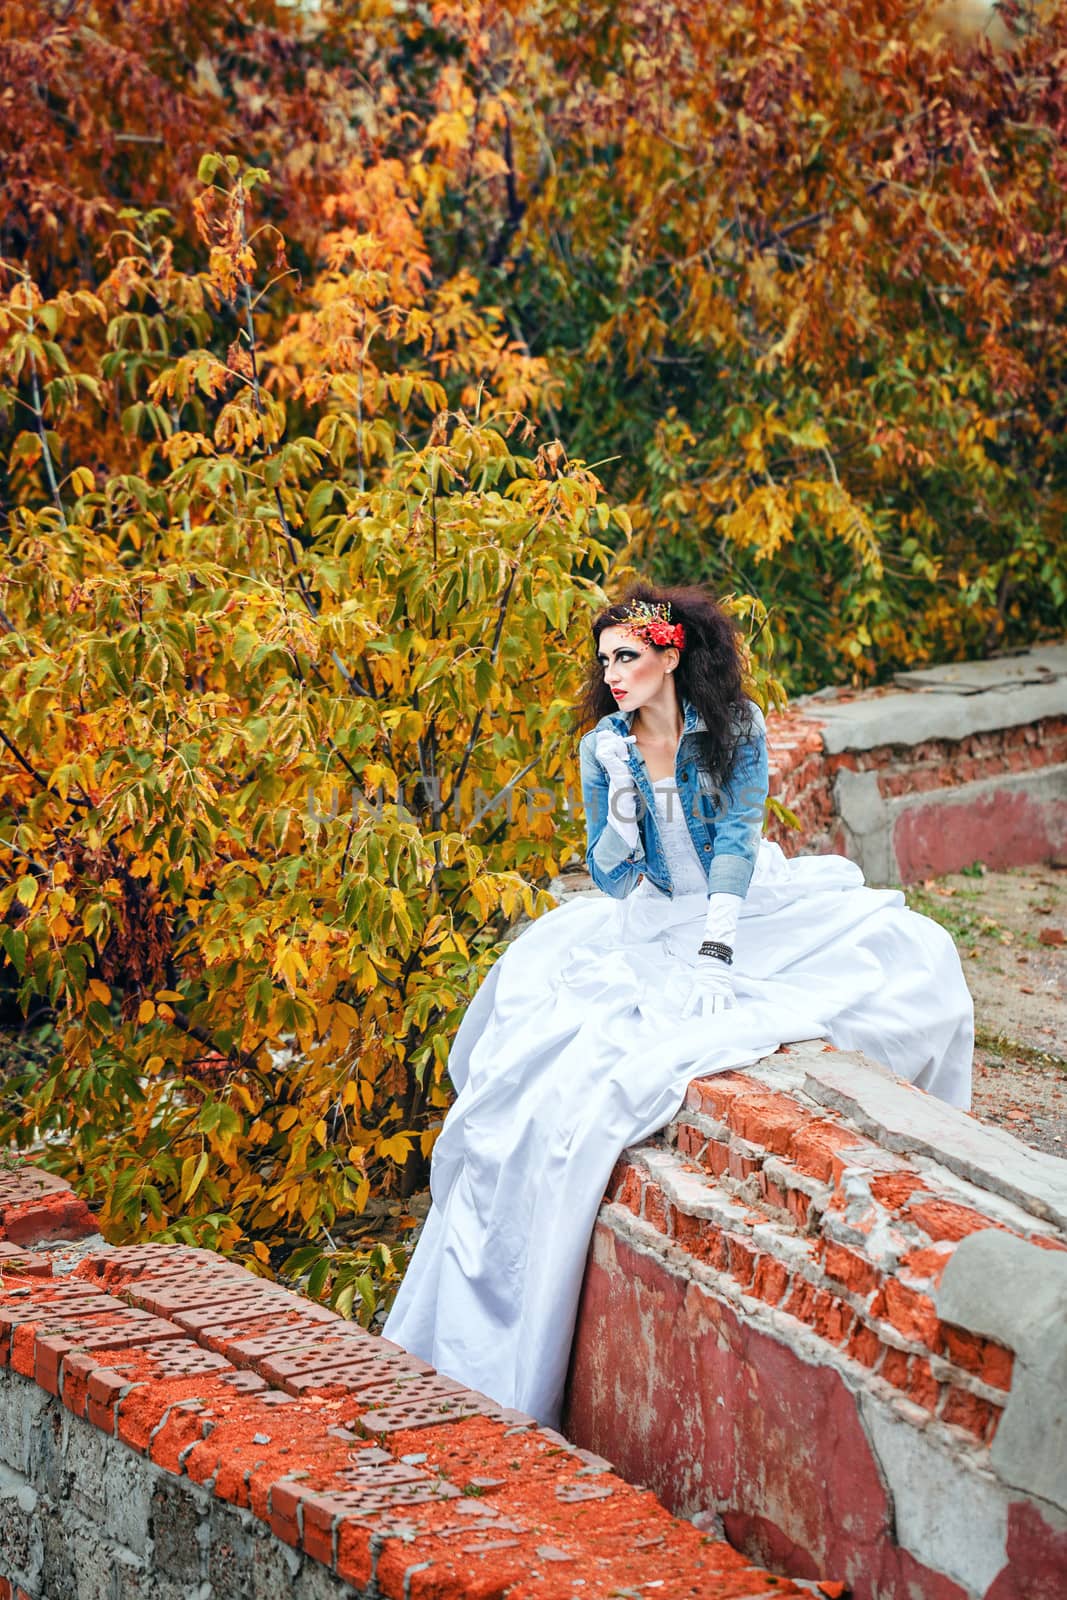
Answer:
[{"left": 0, "top": 1366, "right": 361, "bottom": 1600}]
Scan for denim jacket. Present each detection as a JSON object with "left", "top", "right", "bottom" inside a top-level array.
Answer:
[{"left": 577, "top": 695, "right": 768, "bottom": 900}]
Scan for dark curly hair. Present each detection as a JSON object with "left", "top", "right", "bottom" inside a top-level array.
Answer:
[{"left": 575, "top": 582, "right": 751, "bottom": 791}]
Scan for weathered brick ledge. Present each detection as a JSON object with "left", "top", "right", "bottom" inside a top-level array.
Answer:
[
  {"left": 0, "top": 1161, "right": 842, "bottom": 1600},
  {"left": 762, "top": 642, "right": 1067, "bottom": 882},
  {"left": 564, "top": 1039, "right": 1067, "bottom": 1600}
]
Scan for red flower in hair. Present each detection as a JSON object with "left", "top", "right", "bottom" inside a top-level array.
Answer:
[{"left": 647, "top": 620, "right": 685, "bottom": 648}]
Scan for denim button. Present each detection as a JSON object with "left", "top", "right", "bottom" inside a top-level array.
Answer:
[{"left": 703, "top": 844, "right": 711, "bottom": 851}]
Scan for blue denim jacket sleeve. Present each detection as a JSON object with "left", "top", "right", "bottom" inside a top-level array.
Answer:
[
  {"left": 578, "top": 730, "right": 646, "bottom": 899},
  {"left": 705, "top": 701, "right": 768, "bottom": 897}
]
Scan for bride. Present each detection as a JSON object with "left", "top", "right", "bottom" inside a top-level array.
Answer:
[{"left": 382, "top": 584, "right": 973, "bottom": 1426}]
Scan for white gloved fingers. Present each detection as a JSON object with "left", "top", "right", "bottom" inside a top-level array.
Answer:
[
  {"left": 594, "top": 729, "right": 637, "bottom": 781},
  {"left": 681, "top": 959, "right": 736, "bottom": 1019},
  {"left": 680, "top": 987, "right": 736, "bottom": 1021}
]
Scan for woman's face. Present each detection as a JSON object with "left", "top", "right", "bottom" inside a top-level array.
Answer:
[{"left": 596, "top": 625, "right": 678, "bottom": 711}]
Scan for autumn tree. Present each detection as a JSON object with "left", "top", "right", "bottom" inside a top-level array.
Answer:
[
  {"left": 3, "top": 0, "right": 1058, "bottom": 1313},
  {"left": 401, "top": 0, "right": 1067, "bottom": 684}
]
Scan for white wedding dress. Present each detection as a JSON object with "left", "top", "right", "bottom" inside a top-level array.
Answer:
[{"left": 383, "top": 782, "right": 973, "bottom": 1427}]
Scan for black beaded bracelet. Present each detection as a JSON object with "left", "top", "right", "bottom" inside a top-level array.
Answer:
[{"left": 698, "top": 940, "right": 733, "bottom": 964}]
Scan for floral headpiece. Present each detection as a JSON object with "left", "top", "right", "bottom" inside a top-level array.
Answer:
[{"left": 618, "top": 599, "right": 686, "bottom": 651}]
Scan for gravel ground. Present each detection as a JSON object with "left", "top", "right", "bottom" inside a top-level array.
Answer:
[{"left": 905, "top": 864, "right": 1066, "bottom": 1156}]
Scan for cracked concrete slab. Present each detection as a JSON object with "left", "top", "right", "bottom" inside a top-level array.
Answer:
[
  {"left": 800, "top": 1049, "right": 1067, "bottom": 1230},
  {"left": 809, "top": 641, "right": 1067, "bottom": 754},
  {"left": 858, "top": 1393, "right": 1010, "bottom": 1596},
  {"left": 936, "top": 1229, "right": 1067, "bottom": 1516},
  {"left": 892, "top": 643, "right": 1067, "bottom": 696}
]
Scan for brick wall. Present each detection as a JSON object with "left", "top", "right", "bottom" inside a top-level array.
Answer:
[
  {"left": 0, "top": 1163, "right": 834, "bottom": 1600},
  {"left": 3, "top": 1046, "right": 1066, "bottom": 1598},
  {"left": 563, "top": 1040, "right": 1067, "bottom": 1600},
  {"left": 760, "top": 645, "right": 1067, "bottom": 881}
]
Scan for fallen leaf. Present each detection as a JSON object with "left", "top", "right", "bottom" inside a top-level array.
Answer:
[{"left": 1038, "top": 928, "right": 1064, "bottom": 946}]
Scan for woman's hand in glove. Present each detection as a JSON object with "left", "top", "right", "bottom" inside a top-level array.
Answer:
[
  {"left": 594, "top": 729, "right": 641, "bottom": 850},
  {"left": 680, "top": 958, "right": 736, "bottom": 1019},
  {"left": 593, "top": 728, "right": 636, "bottom": 783}
]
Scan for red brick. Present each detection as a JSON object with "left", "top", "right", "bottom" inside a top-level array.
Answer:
[
  {"left": 906, "top": 1356, "right": 940, "bottom": 1413},
  {"left": 704, "top": 1139, "right": 730, "bottom": 1178},
  {"left": 939, "top": 1327, "right": 1014, "bottom": 1390},
  {"left": 847, "top": 1324, "right": 881, "bottom": 1369},
  {"left": 730, "top": 1094, "right": 810, "bottom": 1156},
  {"left": 674, "top": 1124, "right": 705, "bottom": 1162},
  {"left": 615, "top": 1168, "right": 641, "bottom": 1215},
  {"left": 880, "top": 1280, "right": 941, "bottom": 1348},
  {"left": 821, "top": 1241, "right": 881, "bottom": 1300},
  {"left": 782, "top": 1278, "right": 817, "bottom": 1324},
  {"left": 759, "top": 1174, "right": 788, "bottom": 1209},
  {"left": 812, "top": 1295, "right": 855, "bottom": 1346},
  {"left": 728, "top": 1238, "right": 757, "bottom": 1288},
  {"left": 35, "top": 1334, "right": 74, "bottom": 1395},
  {"left": 603, "top": 1160, "right": 628, "bottom": 1202},
  {"left": 642, "top": 1182, "right": 668, "bottom": 1234},
  {"left": 728, "top": 1142, "right": 763, "bottom": 1181},
  {"left": 880, "top": 1348, "right": 910, "bottom": 1392},
  {"left": 905, "top": 1199, "right": 998, "bottom": 1244},
  {"left": 898, "top": 1246, "right": 953, "bottom": 1287},
  {"left": 751, "top": 1257, "right": 789, "bottom": 1306},
  {"left": 685, "top": 1073, "right": 752, "bottom": 1120},
  {"left": 267, "top": 1476, "right": 306, "bottom": 1548},
  {"left": 2, "top": 1193, "right": 97, "bottom": 1246},
  {"left": 672, "top": 1212, "right": 730, "bottom": 1272},
  {"left": 0, "top": 1243, "right": 52, "bottom": 1278},
  {"left": 868, "top": 1174, "right": 926, "bottom": 1211},
  {"left": 786, "top": 1187, "right": 812, "bottom": 1228},
  {"left": 790, "top": 1122, "right": 866, "bottom": 1183},
  {"left": 940, "top": 1387, "right": 997, "bottom": 1441}
]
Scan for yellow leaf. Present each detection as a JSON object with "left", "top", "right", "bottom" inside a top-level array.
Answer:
[
  {"left": 180, "top": 1150, "right": 209, "bottom": 1203},
  {"left": 154, "top": 989, "right": 185, "bottom": 1002},
  {"left": 16, "top": 876, "right": 37, "bottom": 909},
  {"left": 145, "top": 1055, "right": 164, "bottom": 1076},
  {"left": 138, "top": 1000, "right": 156, "bottom": 1024},
  {"left": 88, "top": 979, "right": 111, "bottom": 1005},
  {"left": 53, "top": 862, "right": 72, "bottom": 886},
  {"left": 313, "top": 1119, "right": 328, "bottom": 1147},
  {"left": 252, "top": 1241, "right": 271, "bottom": 1264}
]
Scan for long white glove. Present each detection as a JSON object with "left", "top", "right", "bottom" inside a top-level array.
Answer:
[
  {"left": 593, "top": 728, "right": 640, "bottom": 852},
  {"left": 681, "top": 893, "right": 742, "bottom": 1019},
  {"left": 703, "top": 892, "right": 741, "bottom": 951}
]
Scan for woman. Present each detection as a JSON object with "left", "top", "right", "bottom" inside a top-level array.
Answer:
[{"left": 383, "top": 583, "right": 973, "bottom": 1427}]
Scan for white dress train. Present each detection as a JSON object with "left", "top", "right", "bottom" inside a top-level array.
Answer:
[{"left": 383, "top": 801, "right": 974, "bottom": 1429}]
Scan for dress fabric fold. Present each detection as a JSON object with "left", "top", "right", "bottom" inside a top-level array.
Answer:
[{"left": 382, "top": 840, "right": 973, "bottom": 1428}]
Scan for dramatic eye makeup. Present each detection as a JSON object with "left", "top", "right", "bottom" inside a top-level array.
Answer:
[{"left": 596, "top": 647, "right": 641, "bottom": 666}]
